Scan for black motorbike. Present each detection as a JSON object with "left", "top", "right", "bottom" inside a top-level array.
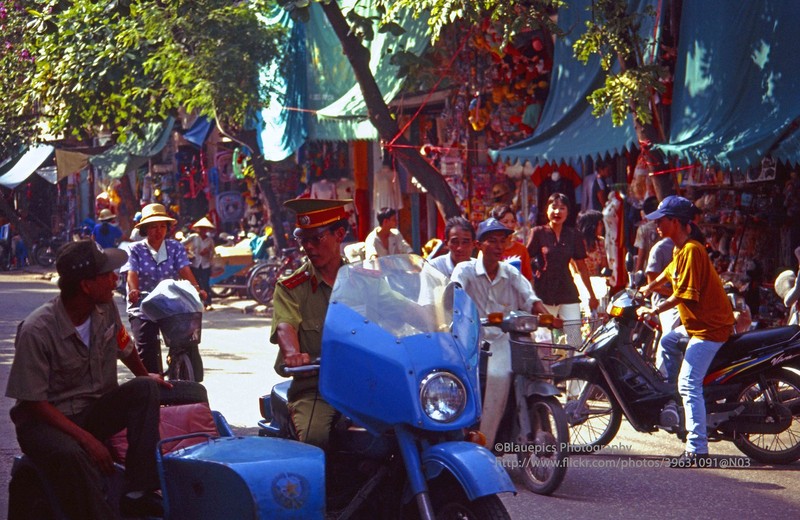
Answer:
[{"left": 554, "top": 284, "right": 800, "bottom": 464}]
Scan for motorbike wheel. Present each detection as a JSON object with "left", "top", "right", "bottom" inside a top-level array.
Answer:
[
  {"left": 516, "top": 395, "right": 569, "bottom": 496},
  {"left": 35, "top": 243, "right": 56, "bottom": 267},
  {"left": 247, "top": 263, "right": 279, "bottom": 305},
  {"left": 730, "top": 368, "right": 800, "bottom": 464},
  {"left": 430, "top": 479, "right": 510, "bottom": 520},
  {"left": 559, "top": 378, "right": 622, "bottom": 451},
  {"left": 167, "top": 353, "right": 196, "bottom": 382}
]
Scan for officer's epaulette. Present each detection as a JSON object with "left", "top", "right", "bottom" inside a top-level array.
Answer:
[{"left": 280, "top": 270, "right": 311, "bottom": 290}]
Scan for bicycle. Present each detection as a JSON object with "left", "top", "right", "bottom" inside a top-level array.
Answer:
[
  {"left": 246, "top": 246, "right": 304, "bottom": 306},
  {"left": 158, "top": 312, "right": 204, "bottom": 382},
  {"left": 140, "top": 283, "right": 205, "bottom": 382}
]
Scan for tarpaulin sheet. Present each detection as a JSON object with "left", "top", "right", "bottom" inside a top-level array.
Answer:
[
  {"left": 0, "top": 144, "right": 55, "bottom": 189},
  {"left": 89, "top": 118, "right": 175, "bottom": 178},
  {"left": 654, "top": 1, "right": 800, "bottom": 168}
]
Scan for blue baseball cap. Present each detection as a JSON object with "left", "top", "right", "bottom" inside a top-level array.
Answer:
[
  {"left": 477, "top": 218, "right": 513, "bottom": 241},
  {"left": 645, "top": 195, "right": 700, "bottom": 221}
]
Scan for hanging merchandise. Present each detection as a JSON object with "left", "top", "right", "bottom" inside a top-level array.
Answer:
[
  {"left": 216, "top": 191, "right": 245, "bottom": 224},
  {"left": 207, "top": 166, "right": 220, "bottom": 196},
  {"left": 231, "top": 147, "right": 252, "bottom": 180},
  {"left": 215, "top": 150, "right": 234, "bottom": 183},
  {"left": 602, "top": 191, "right": 625, "bottom": 292},
  {"left": 140, "top": 172, "right": 154, "bottom": 204},
  {"left": 374, "top": 164, "right": 403, "bottom": 210}
]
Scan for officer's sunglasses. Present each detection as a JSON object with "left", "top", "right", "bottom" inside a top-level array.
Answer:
[{"left": 293, "top": 226, "right": 331, "bottom": 247}]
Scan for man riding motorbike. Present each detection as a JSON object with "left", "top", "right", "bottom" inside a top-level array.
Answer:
[
  {"left": 451, "top": 217, "right": 556, "bottom": 446},
  {"left": 637, "top": 196, "right": 735, "bottom": 467}
]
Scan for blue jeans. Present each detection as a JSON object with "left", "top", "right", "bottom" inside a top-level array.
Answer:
[{"left": 658, "top": 327, "right": 724, "bottom": 454}]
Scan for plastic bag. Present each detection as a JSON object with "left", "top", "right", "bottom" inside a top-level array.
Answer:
[{"left": 141, "top": 279, "right": 203, "bottom": 321}]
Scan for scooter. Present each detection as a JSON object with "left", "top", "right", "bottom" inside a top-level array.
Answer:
[
  {"left": 480, "top": 312, "right": 570, "bottom": 495},
  {"left": 259, "top": 254, "right": 514, "bottom": 519},
  {"left": 555, "top": 266, "right": 800, "bottom": 464}
]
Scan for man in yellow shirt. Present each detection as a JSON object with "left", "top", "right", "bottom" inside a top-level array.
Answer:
[{"left": 637, "top": 196, "right": 734, "bottom": 467}]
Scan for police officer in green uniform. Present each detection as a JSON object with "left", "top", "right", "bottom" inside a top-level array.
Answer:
[{"left": 270, "top": 197, "right": 352, "bottom": 450}]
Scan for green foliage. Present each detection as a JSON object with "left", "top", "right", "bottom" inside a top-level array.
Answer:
[
  {"left": 382, "top": 0, "right": 564, "bottom": 44},
  {"left": 0, "top": 0, "right": 286, "bottom": 151},
  {"left": 572, "top": 0, "right": 665, "bottom": 126},
  {"left": 0, "top": 1, "right": 41, "bottom": 157}
]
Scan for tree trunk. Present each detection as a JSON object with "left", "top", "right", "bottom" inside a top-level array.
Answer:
[
  {"left": 631, "top": 117, "right": 676, "bottom": 201},
  {"left": 238, "top": 130, "right": 289, "bottom": 250},
  {"left": 615, "top": 27, "right": 676, "bottom": 201},
  {"left": 318, "top": 1, "right": 461, "bottom": 219}
]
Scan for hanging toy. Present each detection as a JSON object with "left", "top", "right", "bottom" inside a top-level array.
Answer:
[{"left": 469, "top": 96, "right": 489, "bottom": 132}]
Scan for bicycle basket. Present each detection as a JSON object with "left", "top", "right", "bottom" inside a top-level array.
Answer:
[
  {"left": 509, "top": 338, "right": 574, "bottom": 379},
  {"left": 158, "top": 312, "right": 202, "bottom": 348}
]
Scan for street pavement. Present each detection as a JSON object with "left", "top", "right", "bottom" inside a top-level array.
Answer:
[{"left": 1, "top": 267, "right": 800, "bottom": 518}]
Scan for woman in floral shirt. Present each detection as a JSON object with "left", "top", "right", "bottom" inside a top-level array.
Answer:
[{"left": 123, "top": 204, "right": 206, "bottom": 374}]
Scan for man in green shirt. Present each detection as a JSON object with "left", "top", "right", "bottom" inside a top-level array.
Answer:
[{"left": 270, "top": 198, "right": 351, "bottom": 450}]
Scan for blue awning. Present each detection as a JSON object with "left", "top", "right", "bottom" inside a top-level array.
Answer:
[
  {"left": 0, "top": 144, "right": 56, "bottom": 189},
  {"left": 492, "top": 0, "right": 658, "bottom": 166},
  {"left": 654, "top": 1, "right": 800, "bottom": 168}
]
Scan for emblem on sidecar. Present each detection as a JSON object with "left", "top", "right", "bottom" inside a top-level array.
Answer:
[{"left": 271, "top": 472, "right": 310, "bottom": 509}]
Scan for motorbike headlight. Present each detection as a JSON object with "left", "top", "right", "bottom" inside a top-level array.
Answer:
[
  {"left": 507, "top": 314, "right": 540, "bottom": 333},
  {"left": 420, "top": 371, "right": 466, "bottom": 423}
]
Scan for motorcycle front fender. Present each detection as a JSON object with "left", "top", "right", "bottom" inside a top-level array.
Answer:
[
  {"left": 422, "top": 442, "right": 516, "bottom": 501},
  {"left": 522, "top": 379, "right": 560, "bottom": 397}
]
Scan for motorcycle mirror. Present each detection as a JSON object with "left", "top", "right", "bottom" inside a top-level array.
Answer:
[{"left": 625, "top": 252, "right": 635, "bottom": 273}]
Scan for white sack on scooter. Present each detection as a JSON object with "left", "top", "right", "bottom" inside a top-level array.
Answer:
[{"left": 141, "top": 279, "right": 204, "bottom": 321}]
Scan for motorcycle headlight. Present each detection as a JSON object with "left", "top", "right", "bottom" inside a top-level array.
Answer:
[
  {"left": 507, "top": 314, "right": 540, "bottom": 333},
  {"left": 419, "top": 371, "right": 466, "bottom": 423}
]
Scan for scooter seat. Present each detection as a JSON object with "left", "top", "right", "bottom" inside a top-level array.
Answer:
[{"left": 712, "top": 325, "right": 800, "bottom": 368}]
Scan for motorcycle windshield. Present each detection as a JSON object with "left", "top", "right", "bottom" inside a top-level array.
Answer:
[
  {"left": 320, "top": 254, "right": 481, "bottom": 434},
  {"left": 329, "top": 254, "right": 453, "bottom": 337}
]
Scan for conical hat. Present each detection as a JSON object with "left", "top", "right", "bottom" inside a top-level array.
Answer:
[{"left": 191, "top": 217, "right": 216, "bottom": 230}]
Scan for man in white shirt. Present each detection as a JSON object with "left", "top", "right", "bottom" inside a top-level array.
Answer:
[
  {"left": 451, "top": 218, "right": 553, "bottom": 446},
  {"left": 364, "top": 207, "right": 413, "bottom": 259},
  {"left": 428, "top": 216, "right": 475, "bottom": 278}
]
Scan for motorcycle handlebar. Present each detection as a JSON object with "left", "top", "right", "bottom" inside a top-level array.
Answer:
[{"left": 279, "top": 357, "right": 322, "bottom": 376}]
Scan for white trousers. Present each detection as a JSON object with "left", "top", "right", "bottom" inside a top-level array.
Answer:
[{"left": 481, "top": 333, "right": 513, "bottom": 448}]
